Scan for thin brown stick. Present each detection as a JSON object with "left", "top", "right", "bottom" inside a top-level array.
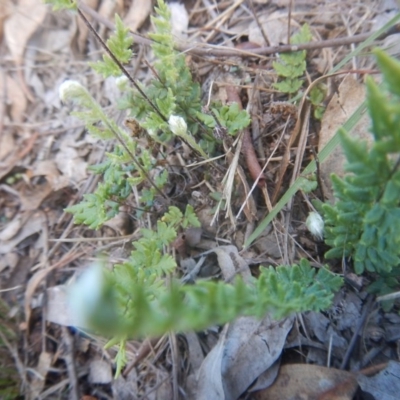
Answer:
[
  {"left": 225, "top": 86, "right": 265, "bottom": 188},
  {"left": 225, "top": 85, "right": 272, "bottom": 211}
]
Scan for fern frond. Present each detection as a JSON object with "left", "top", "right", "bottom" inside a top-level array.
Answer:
[
  {"left": 323, "top": 49, "right": 400, "bottom": 278},
  {"left": 90, "top": 15, "right": 133, "bottom": 77}
]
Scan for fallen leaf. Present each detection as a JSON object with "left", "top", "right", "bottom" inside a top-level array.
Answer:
[
  {"left": 32, "top": 160, "right": 70, "bottom": 191},
  {"left": 45, "top": 285, "right": 79, "bottom": 327},
  {"left": 318, "top": 75, "right": 369, "bottom": 201},
  {"left": 89, "top": 359, "right": 113, "bottom": 384},
  {"left": 168, "top": 2, "right": 189, "bottom": 41},
  {"left": 124, "top": 0, "right": 152, "bottom": 32},
  {"left": 0, "top": 128, "right": 15, "bottom": 161},
  {"left": 4, "top": 0, "right": 48, "bottom": 66},
  {"left": 152, "top": 370, "right": 173, "bottom": 400},
  {"left": 0, "top": 0, "right": 12, "bottom": 43},
  {"left": 55, "top": 145, "right": 88, "bottom": 184},
  {"left": 185, "top": 331, "right": 205, "bottom": 371},
  {"left": 25, "top": 250, "right": 84, "bottom": 328},
  {"left": 249, "top": 360, "right": 281, "bottom": 392},
  {"left": 301, "top": 309, "right": 349, "bottom": 361},
  {"left": 0, "top": 74, "right": 27, "bottom": 123},
  {"left": 253, "top": 227, "right": 282, "bottom": 259},
  {"left": 196, "top": 325, "right": 227, "bottom": 400},
  {"left": 29, "top": 352, "right": 53, "bottom": 399},
  {"left": 211, "top": 245, "right": 253, "bottom": 282},
  {"left": 357, "top": 361, "right": 400, "bottom": 400},
  {"left": 254, "top": 364, "right": 357, "bottom": 400},
  {"left": 112, "top": 368, "right": 139, "bottom": 400},
  {"left": 76, "top": 0, "right": 99, "bottom": 54},
  {"left": 197, "top": 315, "right": 294, "bottom": 400},
  {"left": 0, "top": 212, "right": 30, "bottom": 242},
  {"left": 248, "top": 11, "right": 300, "bottom": 46},
  {"left": 0, "top": 252, "right": 18, "bottom": 274},
  {"left": 19, "top": 181, "right": 54, "bottom": 211},
  {"left": 0, "top": 131, "right": 38, "bottom": 181},
  {"left": 0, "top": 211, "right": 53, "bottom": 254}
]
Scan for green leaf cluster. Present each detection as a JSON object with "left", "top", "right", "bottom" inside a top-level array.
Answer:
[
  {"left": 90, "top": 15, "right": 133, "bottom": 77},
  {"left": 323, "top": 50, "right": 400, "bottom": 285},
  {"left": 89, "top": 250, "right": 341, "bottom": 373},
  {"left": 273, "top": 24, "right": 312, "bottom": 94},
  {"left": 49, "top": 0, "right": 343, "bottom": 376},
  {"left": 309, "top": 83, "right": 327, "bottom": 119},
  {"left": 110, "top": 260, "right": 341, "bottom": 338},
  {"left": 121, "top": 0, "right": 202, "bottom": 141},
  {"left": 62, "top": 82, "right": 164, "bottom": 227},
  {"left": 44, "top": 0, "right": 76, "bottom": 11},
  {"left": 196, "top": 102, "right": 251, "bottom": 136}
]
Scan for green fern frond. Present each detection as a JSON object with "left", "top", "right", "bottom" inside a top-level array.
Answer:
[
  {"left": 323, "top": 49, "right": 400, "bottom": 278},
  {"left": 273, "top": 23, "right": 312, "bottom": 94},
  {"left": 85, "top": 257, "right": 342, "bottom": 344},
  {"left": 90, "top": 15, "right": 133, "bottom": 77}
]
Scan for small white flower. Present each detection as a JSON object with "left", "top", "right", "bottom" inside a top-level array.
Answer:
[
  {"left": 168, "top": 115, "right": 187, "bottom": 136},
  {"left": 115, "top": 75, "right": 128, "bottom": 91},
  {"left": 68, "top": 263, "right": 105, "bottom": 328},
  {"left": 59, "top": 80, "right": 86, "bottom": 102},
  {"left": 306, "top": 211, "right": 324, "bottom": 240},
  {"left": 147, "top": 128, "right": 157, "bottom": 137}
]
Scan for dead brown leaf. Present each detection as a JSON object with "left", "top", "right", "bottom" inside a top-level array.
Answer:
[
  {"left": 29, "top": 351, "right": 53, "bottom": 399},
  {"left": 124, "top": 0, "right": 152, "bottom": 32},
  {"left": 25, "top": 250, "right": 85, "bottom": 329},
  {"left": 0, "top": 131, "right": 38, "bottom": 181},
  {"left": 55, "top": 144, "right": 88, "bottom": 184},
  {"left": 0, "top": 129, "right": 15, "bottom": 162},
  {"left": 19, "top": 181, "right": 54, "bottom": 211},
  {"left": 357, "top": 361, "right": 400, "bottom": 400},
  {"left": 0, "top": 211, "right": 50, "bottom": 254},
  {"left": 76, "top": 0, "right": 99, "bottom": 54},
  {"left": 0, "top": 0, "right": 12, "bottom": 42},
  {"left": 0, "top": 74, "right": 28, "bottom": 123},
  {"left": 197, "top": 315, "right": 294, "bottom": 400},
  {"left": 318, "top": 75, "right": 369, "bottom": 201},
  {"left": 248, "top": 11, "right": 300, "bottom": 46},
  {"left": 254, "top": 363, "right": 357, "bottom": 400},
  {"left": 0, "top": 252, "right": 18, "bottom": 274},
  {"left": 4, "top": 0, "right": 47, "bottom": 66}
]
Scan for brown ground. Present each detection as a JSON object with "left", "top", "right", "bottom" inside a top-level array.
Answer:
[{"left": 1, "top": 0, "right": 400, "bottom": 399}]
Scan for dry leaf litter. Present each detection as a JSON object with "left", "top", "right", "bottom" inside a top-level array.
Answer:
[{"left": 1, "top": 0, "right": 400, "bottom": 399}]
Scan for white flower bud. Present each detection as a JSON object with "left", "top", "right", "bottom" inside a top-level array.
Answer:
[
  {"left": 68, "top": 263, "right": 105, "bottom": 328},
  {"left": 115, "top": 75, "right": 129, "bottom": 91},
  {"left": 306, "top": 211, "right": 324, "bottom": 240},
  {"left": 59, "top": 80, "right": 86, "bottom": 102},
  {"left": 168, "top": 115, "right": 187, "bottom": 136}
]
